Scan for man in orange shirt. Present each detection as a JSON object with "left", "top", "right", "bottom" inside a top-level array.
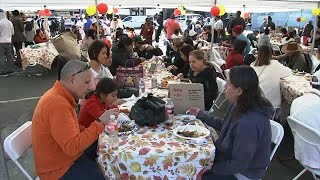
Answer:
[
  {"left": 32, "top": 60, "right": 118, "bottom": 180},
  {"left": 164, "top": 14, "right": 182, "bottom": 40}
]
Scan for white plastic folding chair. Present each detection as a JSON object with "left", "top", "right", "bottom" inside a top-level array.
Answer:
[
  {"left": 211, "top": 61, "right": 226, "bottom": 79},
  {"left": 271, "top": 44, "right": 282, "bottom": 55},
  {"left": 208, "top": 77, "right": 227, "bottom": 113},
  {"left": 3, "top": 121, "right": 39, "bottom": 180},
  {"left": 287, "top": 116, "right": 320, "bottom": 180},
  {"left": 269, "top": 120, "right": 284, "bottom": 161}
]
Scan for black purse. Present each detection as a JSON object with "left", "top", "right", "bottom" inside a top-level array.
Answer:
[{"left": 129, "top": 94, "right": 166, "bottom": 126}]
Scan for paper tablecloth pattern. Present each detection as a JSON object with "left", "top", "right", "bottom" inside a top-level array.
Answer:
[
  {"left": 280, "top": 75, "right": 312, "bottom": 104},
  {"left": 20, "top": 43, "right": 59, "bottom": 70},
  {"left": 97, "top": 120, "right": 216, "bottom": 180}
]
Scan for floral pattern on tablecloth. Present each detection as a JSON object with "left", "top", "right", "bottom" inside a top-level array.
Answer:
[
  {"left": 20, "top": 43, "right": 59, "bottom": 70},
  {"left": 97, "top": 120, "right": 216, "bottom": 180},
  {"left": 280, "top": 75, "right": 312, "bottom": 104},
  {"left": 200, "top": 46, "right": 229, "bottom": 61}
]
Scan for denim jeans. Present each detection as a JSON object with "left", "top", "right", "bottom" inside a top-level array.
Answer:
[
  {"left": 60, "top": 141, "right": 105, "bottom": 180},
  {"left": 0, "top": 43, "right": 14, "bottom": 72}
]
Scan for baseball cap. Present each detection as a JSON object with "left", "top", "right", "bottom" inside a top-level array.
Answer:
[{"left": 189, "top": 30, "right": 197, "bottom": 37}]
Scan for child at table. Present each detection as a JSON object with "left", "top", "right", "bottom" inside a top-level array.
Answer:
[{"left": 78, "top": 77, "right": 119, "bottom": 128}]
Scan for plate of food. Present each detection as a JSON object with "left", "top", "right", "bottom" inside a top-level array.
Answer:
[
  {"left": 118, "top": 120, "right": 139, "bottom": 136},
  {"left": 180, "top": 115, "right": 196, "bottom": 122},
  {"left": 173, "top": 125, "right": 210, "bottom": 140}
]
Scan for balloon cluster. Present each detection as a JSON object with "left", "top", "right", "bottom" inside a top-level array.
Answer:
[
  {"left": 174, "top": 6, "right": 186, "bottom": 16},
  {"left": 210, "top": 5, "right": 226, "bottom": 16},
  {"left": 86, "top": 3, "right": 119, "bottom": 16},
  {"left": 296, "top": 17, "right": 307, "bottom": 23},
  {"left": 38, "top": 8, "right": 52, "bottom": 17}
]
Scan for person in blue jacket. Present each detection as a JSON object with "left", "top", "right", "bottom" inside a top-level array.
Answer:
[{"left": 188, "top": 65, "right": 273, "bottom": 180}]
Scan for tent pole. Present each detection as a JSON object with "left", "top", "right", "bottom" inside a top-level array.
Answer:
[
  {"left": 95, "top": 0, "right": 100, "bottom": 40},
  {"left": 311, "top": 3, "right": 320, "bottom": 54},
  {"left": 210, "top": 0, "right": 217, "bottom": 59}
]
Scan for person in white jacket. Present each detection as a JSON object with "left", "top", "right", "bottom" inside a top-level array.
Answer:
[{"left": 251, "top": 45, "right": 291, "bottom": 108}]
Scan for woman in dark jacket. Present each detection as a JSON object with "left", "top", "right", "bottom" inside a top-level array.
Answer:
[
  {"left": 170, "top": 44, "right": 194, "bottom": 78},
  {"left": 188, "top": 65, "right": 273, "bottom": 180},
  {"left": 110, "top": 36, "right": 142, "bottom": 75},
  {"left": 188, "top": 50, "right": 218, "bottom": 110}
]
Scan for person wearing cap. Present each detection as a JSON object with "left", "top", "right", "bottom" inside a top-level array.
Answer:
[
  {"left": 228, "top": 11, "right": 246, "bottom": 34},
  {"left": 0, "top": 9, "right": 15, "bottom": 76},
  {"left": 133, "top": 35, "right": 163, "bottom": 60},
  {"left": 289, "top": 69, "right": 320, "bottom": 171},
  {"left": 273, "top": 41, "right": 307, "bottom": 72},
  {"left": 184, "top": 29, "right": 197, "bottom": 46},
  {"left": 232, "top": 25, "right": 251, "bottom": 56}
]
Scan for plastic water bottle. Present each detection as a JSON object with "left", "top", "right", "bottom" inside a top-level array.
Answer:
[
  {"left": 165, "top": 98, "right": 174, "bottom": 120},
  {"left": 160, "top": 63, "right": 166, "bottom": 73},
  {"left": 139, "top": 78, "right": 145, "bottom": 96},
  {"left": 106, "top": 115, "right": 119, "bottom": 148}
]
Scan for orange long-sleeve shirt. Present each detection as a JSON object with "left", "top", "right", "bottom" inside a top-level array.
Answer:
[{"left": 31, "top": 81, "right": 104, "bottom": 180}]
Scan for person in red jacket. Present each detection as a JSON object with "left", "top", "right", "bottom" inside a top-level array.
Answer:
[
  {"left": 224, "top": 39, "right": 247, "bottom": 70},
  {"left": 79, "top": 77, "right": 119, "bottom": 128},
  {"left": 33, "top": 29, "right": 48, "bottom": 44}
]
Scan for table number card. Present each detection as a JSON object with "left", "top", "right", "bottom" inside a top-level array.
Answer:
[{"left": 169, "top": 82, "right": 205, "bottom": 114}]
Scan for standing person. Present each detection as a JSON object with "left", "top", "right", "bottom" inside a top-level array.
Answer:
[
  {"left": 155, "top": 13, "right": 163, "bottom": 44},
  {"left": 32, "top": 60, "right": 119, "bottom": 180},
  {"left": 71, "top": 25, "right": 82, "bottom": 43},
  {"left": 188, "top": 65, "right": 273, "bottom": 180},
  {"left": 164, "top": 14, "right": 182, "bottom": 40},
  {"left": 85, "top": 16, "right": 92, "bottom": 31},
  {"left": 266, "top": 16, "right": 276, "bottom": 31},
  {"left": 24, "top": 21, "right": 35, "bottom": 47},
  {"left": 302, "top": 20, "right": 313, "bottom": 45},
  {"left": 214, "top": 16, "right": 224, "bottom": 37},
  {"left": 49, "top": 18, "right": 58, "bottom": 37},
  {"left": 228, "top": 11, "right": 246, "bottom": 33},
  {"left": 260, "top": 17, "right": 267, "bottom": 33},
  {"left": 257, "top": 28, "right": 271, "bottom": 48},
  {"left": 140, "top": 18, "right": 154, "bottom": 45},
  {"left": 10, "top": 9, "right": 24, "bottom": 67},
  {"left": 0, "top": 9, "right": 14, "bottom": 76},
  {"left": 60, "top": 16, "right": 65, "bottom": 33}
]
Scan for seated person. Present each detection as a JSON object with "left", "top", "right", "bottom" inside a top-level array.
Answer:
[
  {"left": 169, "top": 44, "right": 194, "bottom": 77},
  {"left": 232, "top": 25, "right": 251, "bottom": 56},
  {"left": 224, "top": 39, "right": 247, "bottom": 70},
  {"left": 312, "top": 46, "right": 320, "bottom": 73},
  {"left": 188, "top": 65, "right": 273, "bottom": 180},
  {"left": 188, "top": 50, "right": 218, "bottom": 110},
  {"left": 251, "top": 45, "right": 291, "bottom": 108},
  {"left": 247, "top": 30, "right": 259, "bottom": 47},
  {"left": 273, "top": 42, "right": 307, "bottom": 72},
  {"left": 79, "top": 78, "right": 119, "bottom": 128},
  {"left": 280, "top": 28, "right": 288, "bottom": 38},
  {"left": 34, "top": 29, "right": 48, "bottom": 44},
  {"left": 32, "top": 60, "right": 119, "bottom": 180},
  {"left": 71, "top": 25, "right": 82, "bottom": 43},
  {"left": 257, "top": 28, "right": 271, "bottom": 48},
  {"left": 110, "top": 35, "right": 142, "bottom": 75},
  {"left": 165, "top": 37, "right": 184, "bottom": 68},
  {"left": 133, "top": 35, "right": 163, "bottom": 60}
]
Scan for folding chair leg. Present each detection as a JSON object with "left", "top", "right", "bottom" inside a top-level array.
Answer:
[
  {"left": 14, "top": 160, "right": 34, "bottom": 180},
  {"left": 293, "top": 168, "right": 307, "bottom": 180},
  {"left": 215, "top": 98, "right": 227, "bottom": 109}
]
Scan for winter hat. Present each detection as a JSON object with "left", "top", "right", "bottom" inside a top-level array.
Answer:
[{"left": 232, "top": 25, "right": 243, "bottom": 34}]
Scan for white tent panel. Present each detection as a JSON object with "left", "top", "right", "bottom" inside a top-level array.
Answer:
[{"left": 0, "top": 0, "right": 318, "bottom": 12}]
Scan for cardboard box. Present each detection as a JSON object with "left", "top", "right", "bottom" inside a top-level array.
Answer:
[{"left": 168, "top": 82, "right": 205, "bottom": 114}]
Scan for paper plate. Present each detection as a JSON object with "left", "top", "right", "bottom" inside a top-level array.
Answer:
[
  {"left": 173, "top": 125, "right": 210, "bottom": 140},
  {"left": 179, "top": 115, "right": 196, "bottom": 122}
]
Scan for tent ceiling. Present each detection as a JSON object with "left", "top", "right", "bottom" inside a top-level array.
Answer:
[{"left": 0, "top": 0, "right": 318, "bottom": 12}]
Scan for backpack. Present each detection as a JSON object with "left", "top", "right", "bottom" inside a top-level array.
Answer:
[{"left": 303, "top": 53, "right": 313, "bottom": 73}]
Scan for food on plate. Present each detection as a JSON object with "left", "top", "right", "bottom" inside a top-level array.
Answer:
[
  {"left": 119, "top": 109, "right": 130, "bottom": 115},
  {"left": 118, "top": 122, "right": 134, "bottom": 132},
  {"left": 177, "top": 130, "right": 205, "bottom": 138},
  {"left": 160, "top": 75, "right": 176, "bottom": 88},
  {"left": 184, "top": 117, "right": 190, "bottom": 121}
]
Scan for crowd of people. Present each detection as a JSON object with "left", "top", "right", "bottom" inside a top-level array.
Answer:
[{"left": 1, "top": 7, "right": 320, "bottom": 180}]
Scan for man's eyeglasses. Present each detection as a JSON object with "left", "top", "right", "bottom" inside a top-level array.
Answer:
[{"left": 72, "top": 64, "right": 90, "bottom": 76}]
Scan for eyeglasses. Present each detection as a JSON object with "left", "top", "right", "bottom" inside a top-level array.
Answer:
[{"left": 71, "top": 64, "right": 90, "bottom": 76}]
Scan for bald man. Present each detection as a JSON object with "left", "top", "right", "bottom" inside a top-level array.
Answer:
[{"left": 32, "top": 60, "right": 118, "bottom": 180}]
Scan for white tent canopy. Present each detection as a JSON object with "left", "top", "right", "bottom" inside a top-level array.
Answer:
[{"left": 0, "top": 0, "right": 319, "bottom": 12}]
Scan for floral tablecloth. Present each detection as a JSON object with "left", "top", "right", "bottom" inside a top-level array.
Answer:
[
  {"left": 200, "top": 46, "right": 229, "bottom": 61},
  {"left": 97, "top": 120, "right": 216, "bottom": 180},
  {"left": 20, "top": 43, "right": 59, "bottom": 70},
  {"left": 280, "top": 75, "right": 312, "bottom": 104}
]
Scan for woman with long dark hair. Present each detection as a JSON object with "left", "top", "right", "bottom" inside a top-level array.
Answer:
[
  {"left": 110, "top": 35, "right": 142, "bottom": 75},
  {"left": 188, "top": 65, "right": 273, "bottom": 180},
  {"left": 171, "top": 44, "right": 194, "bottom": 78}
]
